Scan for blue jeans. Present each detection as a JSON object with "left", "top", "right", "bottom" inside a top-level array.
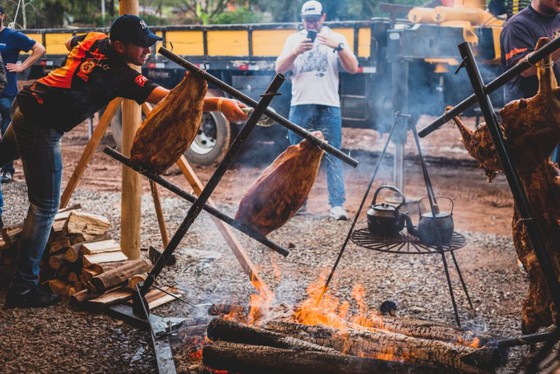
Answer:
[
  {"left": 288, "top": 105, "right": 345, "bottom": 207},
  {"left": 0, "top": 95, "right": 16, "bottom": 174},
  {"left": 7, "top": 104, "right": 62, "bottom": 289}
]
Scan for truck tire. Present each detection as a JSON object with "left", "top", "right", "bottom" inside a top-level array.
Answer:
[{"left": 108, "top": 105, "right": 231, "bottom": 167}]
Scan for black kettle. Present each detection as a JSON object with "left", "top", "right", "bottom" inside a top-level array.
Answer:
[
  {"left": 367, "top": 185, "right": 407, "bottom": 236},
  {"left": 406, "top": 197, "right": 455, "bottom": 246}
]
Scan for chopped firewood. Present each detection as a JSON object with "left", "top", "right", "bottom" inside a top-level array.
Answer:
[
  {"left": 148, "top": 245, "right": 176, "bottom": 266},
  {"left": 130, "top": 73, "right": 207, "bottom": 174},
  {"left": 450, "top": 37, "right": 560, "bottom": 334},
  {"left": 70, "top": 287, "right": 134, "bottom": 311},
  {"left": 203, "top": 341, "right": 435, "bottom": 374},
  {"left": 83, "top": 251, "right": 128, "bottom": 267},
  {"left": 88, "top": 259, "right": 152, "bottom": 293},
  {"left": 127, "top": 273, "right": 148, "bottom": 290},
  {"left": 54, "top": 204, "right": 82, "bottom": 220},
  {"left": 67, "top": 272, "right": 79, "bottom": 282},
  {"left": 48, "top": 237, "right": 72, "bottom": 255},
  {"left": 80, "top": 239, "right": 120, "bottom": 255},
  {"left": 49, "top": 279, "right": 71, "bottom": 297},
  {"left": 51, "top": 219, "right": 66, "bottom": 235},
  {"left": 64, "top": 211, "right": 111, "bottom": 237},
  {"left": 48, "top": 253, "right": 67, "bottom": 271},
  {"left": 127, "top": 286, "right": 182, "bottom": 310},
  {"left": 70, "top": 232, "right": 111, "bottom": 245},
  {"left": 263, "top": 321, "right": 503, "bottom": 373},
  {"left": 235, "top": 131, "right": 325, "bottom": 235},
  {"left": 63, "top": 243, "right": 82, "bottom": 263},
  {"left": 0, "top": 236, "right": 8, "bottom": 250},
  {"left": 72, "top": 281, "right": 85, "bottom": 292},
  {"left": 2, "top": 224, "right": 23, "bottom": 247},
  {"left": 85, "top": 261, "right": 127, "bottom": 274}
]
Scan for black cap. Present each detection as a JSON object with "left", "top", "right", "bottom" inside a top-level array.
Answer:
[{"left": 109, "top": 14, "right": 162, "bottom": 48}]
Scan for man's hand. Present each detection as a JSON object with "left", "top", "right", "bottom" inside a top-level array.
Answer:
[
  {"left": 293, "top": 39, "right": 314, "bottom": 55},
  {"left": 6, "top": 63, "right": 24, "bottom": 73},
  {"left": 317, "top": 34, "right": 338, "bottom": 49},
  {"left": 218, "top": 98, "right": 249, "bottom": 122}
]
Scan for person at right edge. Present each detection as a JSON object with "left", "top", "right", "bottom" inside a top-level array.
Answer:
[
  {"left": 275, "top": 0, "right": 359, "bottom": 221},
  {"left": 500, "top": 0, "right": 560, "bottom": 162}
]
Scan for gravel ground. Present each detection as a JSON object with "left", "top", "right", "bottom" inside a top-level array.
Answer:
[{"left": 0, "top": 179, "right": 554, "bottom": 373}]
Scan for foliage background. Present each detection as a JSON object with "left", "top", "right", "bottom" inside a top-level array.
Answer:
[{"left": 0, "top": 0, "right": 430, "bottom": 29}]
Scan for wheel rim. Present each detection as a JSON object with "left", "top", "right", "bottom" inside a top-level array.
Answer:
[{"left": 189, "top": 113, "right": 217, "bottom": 156}]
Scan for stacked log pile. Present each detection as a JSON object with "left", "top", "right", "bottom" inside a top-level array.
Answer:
[
  {"left": 0, "top": 206, "right": 179, "bottom": 311},
  {"left": 201, "top": 317, "right": 508, "bottom": 374}
]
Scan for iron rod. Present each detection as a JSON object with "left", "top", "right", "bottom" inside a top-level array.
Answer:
[
  {"left": 103, "top": 147, "right": 289, "bottom": 257},
  {"left": 158, "top": 47, "right": 358, "bottom": 168},
  {"left": 458, "top": 42, "right": 560, "bottom": 319},
  {"left": 137, "top": 74, "right": 286, "bottom": 298},
  {"left": 418, "top": 35, "right": 560, "bottom": 138},
  {"left": 486, "top": 330, "right": 558, "bottom": 349}
]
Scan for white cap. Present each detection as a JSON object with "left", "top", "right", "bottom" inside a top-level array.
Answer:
[{"left": 301, "top": 1, "right": 323, "bottom": 17}]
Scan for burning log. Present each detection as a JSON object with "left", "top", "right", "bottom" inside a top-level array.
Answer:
[
  {"left": 203, "top": 341, "right": 436, "bottom": 374},
  {"left": 450, "top": 37, "right": 560, "bottom": 334},
  {"left": 207, "top": 318, "right": 340, "bottom": 354},
  {"left": 263, "top": 321, "right": 504, "bottom": 373},
  {"left": 351, "top": 315, "right": 493, "bottom": 347},
  {"left": 235, "top": 131, "right": 325, "bottom": 235}
]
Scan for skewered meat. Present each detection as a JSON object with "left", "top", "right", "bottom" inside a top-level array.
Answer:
[
  {"left": 235, "top": 132, "right": 325, "bottom": 235},
  {"left": 450, "top": 37, "right": 560, "bottom": 334},
  {"left": 130, "top": 73, "right": 207, "bottom": 174}
]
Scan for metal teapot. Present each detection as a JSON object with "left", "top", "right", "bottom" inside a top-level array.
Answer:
[
  {"left": 406, "top": 197, "right": 454, "bottom": 246},
  {"left": 367, "top": 185, "right": 407, "bottom": 236}
]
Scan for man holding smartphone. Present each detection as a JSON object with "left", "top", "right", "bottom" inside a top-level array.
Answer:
[{"left": 276, "top": 0, "right": 358, "bottom": 220}]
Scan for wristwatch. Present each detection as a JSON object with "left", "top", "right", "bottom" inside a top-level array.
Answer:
[{"left": 334, "top": 42, "right": 345, "bottom": 52}]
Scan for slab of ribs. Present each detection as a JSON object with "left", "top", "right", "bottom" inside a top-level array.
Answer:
[
  {"left": 235, "top": 132, "right": 325, "bottom": 235},
  {"left": 130, "top": 73, "right": 208, "bottom": 174},
  {"left": 450, "top": 37, "right": 560, "bottom": 334}
]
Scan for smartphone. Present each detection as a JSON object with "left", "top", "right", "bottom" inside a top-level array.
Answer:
[{"left": 306, "top": 30, "right": 317, "bottom": 42}]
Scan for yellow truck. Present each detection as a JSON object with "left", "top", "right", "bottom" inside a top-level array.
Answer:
[{"left": 19, "top": 7, "right": 505, "bottom": 165}]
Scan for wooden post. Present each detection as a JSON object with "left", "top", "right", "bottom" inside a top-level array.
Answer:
[
  {"left": 119, "top": 1, "right": 142, "bottom": 259},
  {"left": 60, "top": 98, "right": 122, "bottom": 208}
]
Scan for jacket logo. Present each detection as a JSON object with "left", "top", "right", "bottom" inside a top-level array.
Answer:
[
  {"left": 135, "top": 75, "right": 148, "bottom": 87},
  {"left": 77, "top": 59, "right": 96, "bottom": 82}
]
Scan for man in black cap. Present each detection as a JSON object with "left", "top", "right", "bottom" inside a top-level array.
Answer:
[{"left": 0, "top": 14, "right": 247, "bottom": 308}]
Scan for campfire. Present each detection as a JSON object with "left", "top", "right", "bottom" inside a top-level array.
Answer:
[{"left": 177, "top": 275, "right": 507, "bottom": 374}]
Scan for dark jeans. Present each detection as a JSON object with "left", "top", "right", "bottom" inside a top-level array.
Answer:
[
  {"left": 0, "top": 103, "right": 63, "bottom": 289},
  {"left": 288, "top": 104, "right": 345, "bottom": 207},
  {"left": 0, "top": 95, "right": 16, "bottom": 174}
]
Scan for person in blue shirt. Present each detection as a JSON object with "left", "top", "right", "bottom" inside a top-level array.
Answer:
[
  {"left": 0, "top": 6, "right": 44, "bottom": 230},
  {"left": 0, "top": 6, "right": 45, "bottom": 184}
]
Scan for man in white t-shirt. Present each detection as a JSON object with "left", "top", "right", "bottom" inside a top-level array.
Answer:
[{"left": 276, "top": 0, "right": 358, "bottom": 220}]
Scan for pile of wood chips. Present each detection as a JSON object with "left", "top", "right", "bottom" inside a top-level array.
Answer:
[{"left": 0, "top": 205, "right": 181, "bottom": 311}]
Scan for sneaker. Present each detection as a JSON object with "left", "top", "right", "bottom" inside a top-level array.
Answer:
[
  {"left": 1, "top": 171, "right": 12, "bottom": 183},
  {"left": 4, "top": 286, "right": 61, "bottom": 309},
  {"left": 330, "top": 206, "right": 348, "bottom": 221}
]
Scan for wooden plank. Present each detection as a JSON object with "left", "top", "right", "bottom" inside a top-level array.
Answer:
[
  {"left": 80, "top": 239, "right": 121, "bottom": 255},
  {"left": 83, "top": 251, "right": 128, "bottom": 267}
]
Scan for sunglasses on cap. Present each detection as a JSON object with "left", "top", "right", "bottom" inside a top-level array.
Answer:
[{"left": 302, "top": 16, "right": 321, "bottom": 23}]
